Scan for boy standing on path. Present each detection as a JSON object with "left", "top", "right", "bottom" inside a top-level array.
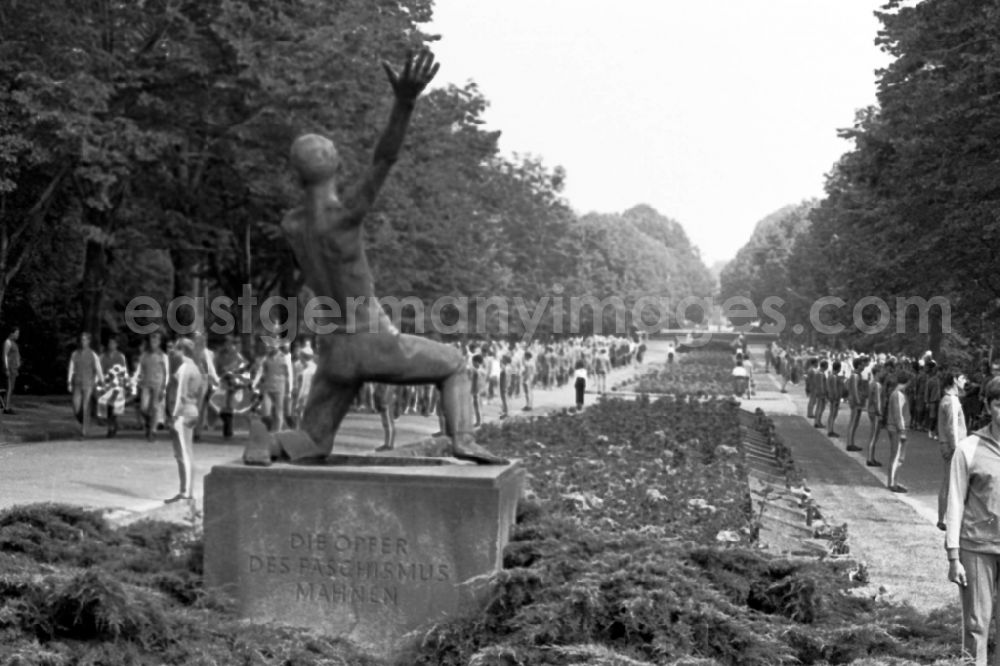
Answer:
[
  {"left": 846, "top": 356, "right": 868, "bottom": 451},
  {"left": 945, "top": 376, "right": 1000, "bottom": 664},
  {"left": 886, "top": 370, "right": 912, "bottom": 493},
  {"left": 937, "top": 370, "right": 967, "bottom": 531}
]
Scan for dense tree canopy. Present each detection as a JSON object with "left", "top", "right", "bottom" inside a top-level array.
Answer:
[
  {"left": 722, "top": 0, "right": 1000, "bottom": 359},
  {"left": 0, "top": 0, "right": 711, "bottom": 390}
]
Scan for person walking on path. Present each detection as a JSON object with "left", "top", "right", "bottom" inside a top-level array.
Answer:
[
  {"left": 3, "top": 327, "right": 21, "bottom": 413},
  {"left": 573, "top": 358, "right": 588, "bottom": 411},
  {"left": 937, "top": 370, "right": 967, "bottom": 531},
  {"left": 886, "top": 370, "right": 912, "bottom": 493},
  {"left": 165, "top": 338, "right": 205, "bottom": 503},
  {"left": 67, "top": 332, "right": 103, "bottom": 438},
  {"left": 253, "top": 341, "right": 293, "bottom": 432},
  {"left": 214, "top": 335, "right": 247, "bottom": 439},
  {"left": 135, "top": 333, "right": 169, "bottom": 441},
  {"left": 945, "top": 376, "right": 1000, "bottom": 664},
  {"left": 866, "top": 367, "right": 886, "bottom": 467},
  {"left": 99, "top": 336, "right": 127, "bottom": 378}
]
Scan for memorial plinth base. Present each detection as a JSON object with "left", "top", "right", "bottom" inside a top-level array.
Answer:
[{"left": 203, "top": 460, "right": 524, "bottom": 661}]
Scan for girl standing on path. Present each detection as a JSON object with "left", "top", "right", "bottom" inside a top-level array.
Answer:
[
  {"left": 166, "top": 338, "right": 204, "bottom": 503},
  {"left": 936, "top": 371, "right": 967, "bottom": 531}
]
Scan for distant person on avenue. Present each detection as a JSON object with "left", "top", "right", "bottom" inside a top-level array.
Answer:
[
  {"left": 3, "top": 327, "right": 20, "bottom": 413},
  {"left": 865, "top": 366, "right": 885, "bottom": 467},
  {"left": 253, "top": 340, "right": 293, "bottom": 433},
  {"left": 936, "top": 370, "right": 967, "bottom": 531},
  {"left": 825, "top": 360, "right": 845, "bottom": 439},
  {"left": 846, "top": 356, "right": 868, "bottom": 451},
  {"left": 731, "top": 353, "right": 750, "bottom": 399},
  {"left": 945, "top": 376, "right": 1000, "bottom": 664},
  {"left": 214, "top": 335, "right": 247, "bottom": 439},
  {"left": 573, "top": 359, "right": 588, "bottom": 410},
  {"left": 522, "top": 351, "right": 536, "bottom": 411},
  {"left": 812, "top": 360, "right": 830, "bottom": 429},
  {"left": 805, "top": 357, "right": 819, "bottom": 418},
  {"left": 67, "top": 332, "right": 103, "bottom": 438},
  {"left": 100, "top": 337, "right": 127, "bottom": 378},
  {"left": 166, "top": 338, "right": 205, "bottom": 503},
  {"left": 886, "top": 370, "right": 912, "bottom": 493},
  {"left": 594, "top": 348, "right": 610, "bottom": 394},
  {"left": 136, "top": 333, "right": 169, "bottom": 441}
]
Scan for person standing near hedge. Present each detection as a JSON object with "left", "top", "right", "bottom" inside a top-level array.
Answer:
[
  {"left": 945, "top": 376, "right": 1000, "bottom": 664},
  {"left": 2, "top": 327, "right": 20, "bottom": 414}
]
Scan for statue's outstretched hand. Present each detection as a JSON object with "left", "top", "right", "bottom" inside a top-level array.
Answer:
[{"left": 383, "top": 49, "right": 439, "bottom": 102}]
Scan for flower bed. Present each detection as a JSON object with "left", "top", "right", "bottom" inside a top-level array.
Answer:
[
  {"left": 0, "top": 397, "right": 964, "bottom": 665},
  {"left": 414, "top": 397, "right": 962, "bottom": 666},
  {"left": 627, "top": 351, "right": 740, "bottom": 395}
]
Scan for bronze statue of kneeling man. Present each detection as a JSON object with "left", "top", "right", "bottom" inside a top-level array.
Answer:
[{"left": 243, "top": 49, "right": 506, "bottom": 466}]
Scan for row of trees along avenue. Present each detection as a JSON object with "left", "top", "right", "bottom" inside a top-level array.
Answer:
[
  {"left": 0, "top": 0, "right": 712, "bottom": 391},
  {"left": 720, "top": 0, "right": 1000, "bottom": 362}
]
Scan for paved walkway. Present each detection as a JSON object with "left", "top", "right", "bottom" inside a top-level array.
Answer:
[
  {"left": 743, "top": 355, "right": 958, "bottom": 613},
  {"left": 0, "top": 354, "right": 653, "bottom": 524}
]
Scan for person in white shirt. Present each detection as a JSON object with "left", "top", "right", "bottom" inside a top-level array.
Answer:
[
  {"left": 166, "top": 337, "right": 205, "bottom": 503},
  {"left": 293, "top": 343, "right": 317, "bottom": 427},
  {"left": 68, "top": 332, "right": 103, "bottom": 438}
]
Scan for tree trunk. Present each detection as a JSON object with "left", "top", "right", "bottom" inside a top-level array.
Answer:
[
  {"left": 929, "top": 308, "right": 944, "bottom": 359},
  {"left": 80, "top": 236, "right": 110, "bottom": 343}
]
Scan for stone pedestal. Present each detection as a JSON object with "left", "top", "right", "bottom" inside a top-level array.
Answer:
[{"left": 203, "top": 460, "right": 524, "bottom": 660}]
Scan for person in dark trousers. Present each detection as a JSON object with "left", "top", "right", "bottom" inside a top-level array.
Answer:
[{"left": 573, "top": 359, "right": 588, "bottom": 410}]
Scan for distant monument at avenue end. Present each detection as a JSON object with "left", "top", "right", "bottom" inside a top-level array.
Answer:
[{"left": 203, "top": 50, "right": 524, "bottom": 659}]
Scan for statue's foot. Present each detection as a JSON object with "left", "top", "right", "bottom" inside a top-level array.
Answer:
[
  {"left": 275, "top": 430, "right": 326, "bottom": 462},
  {"left": 452, "top": 435, "right": 509, "bottom": 465},
  {"left": 243, "top": 418, "right": 275, "bottom": 466},
  {"left": 374, "top": 444, "right": 395, "bottom": 452}
]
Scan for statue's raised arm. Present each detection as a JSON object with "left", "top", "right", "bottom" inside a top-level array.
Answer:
[{"left": 342, "top": 49, "right": 440, "bottom": 219}]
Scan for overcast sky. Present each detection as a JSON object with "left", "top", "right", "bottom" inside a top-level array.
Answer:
[{"left": 427, "top": 0, "right": 893, "bottom": 266}]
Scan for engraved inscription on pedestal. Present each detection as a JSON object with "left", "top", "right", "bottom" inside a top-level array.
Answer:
[
  {"left": 248, "top": 532, "right": 451, "bottom": 609},
  {"left": 203, "top": 461, "right": 524, "bottom": 658}
]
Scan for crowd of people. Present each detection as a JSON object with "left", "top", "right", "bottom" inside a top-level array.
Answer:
[
  {"left": 763, "top": 339, "right": 1000, "bottom": 663},
  {"left": 2, "top": 327, "right": 645, "bottom": 500}
]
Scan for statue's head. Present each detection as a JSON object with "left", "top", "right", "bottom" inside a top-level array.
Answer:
[{"left": 290, "top": 134, "right": 339, "bottom": 185}]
